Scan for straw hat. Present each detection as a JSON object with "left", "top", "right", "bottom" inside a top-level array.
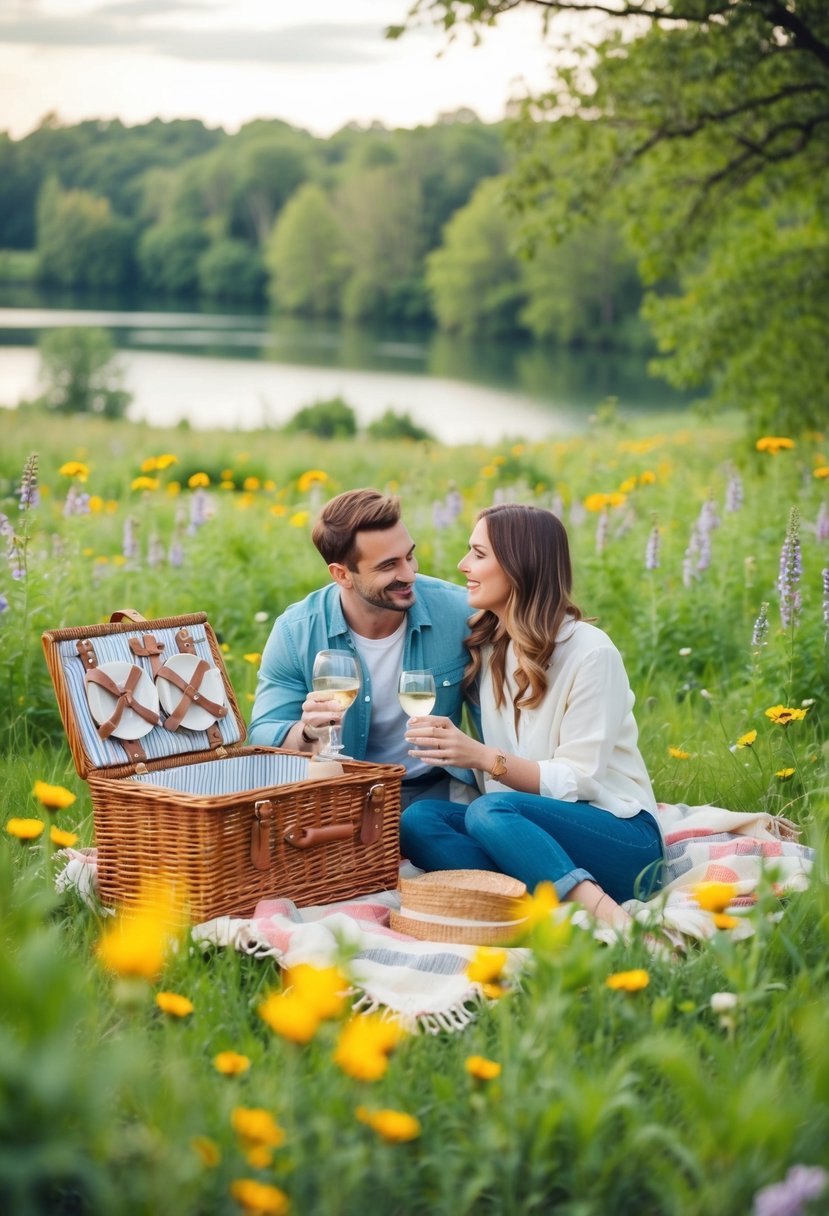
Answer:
[{"left": 389, "top": 869, "right": 528, "bottom": 945}]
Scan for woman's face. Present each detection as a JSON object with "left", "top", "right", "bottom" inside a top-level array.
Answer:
[{"left": 458, "top": 518, "right": 511, "bottom": 617}]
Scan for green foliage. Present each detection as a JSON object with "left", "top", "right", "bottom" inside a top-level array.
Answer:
[
  {"left": 197, "top": 239, "right": 265, "bottom": 302},
  {"left": 35, "top": 178, "right": 132, "bottom": 288},
  {"left": 366, "top": 410, "right": 436, "bottom": 442},
  {"left": 137, "top": 220, "right": 209, "bottom": 295},
  {"left": 36, "top": 328, "right": 132, "bottom": 419},
  {"left": 0, "top": 248, "right": 38, "bottom": 283},
  {"left": 283, "top": 396, "right": 358, "bottom": 439},
  {"left": 266, "top": 183, "right": 348, "bottom": 316}
]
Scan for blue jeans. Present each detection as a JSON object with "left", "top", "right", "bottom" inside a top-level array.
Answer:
[{"left": 399, "top": 792, "right": 666, "bottom": 903}]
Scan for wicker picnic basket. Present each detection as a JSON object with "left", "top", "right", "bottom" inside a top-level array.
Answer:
[
  {"left": 390, "top": 869, "right": 528, "bottom": 945},
  {"left": 42, "top": 610, "right": 405, "bottom": 921}
]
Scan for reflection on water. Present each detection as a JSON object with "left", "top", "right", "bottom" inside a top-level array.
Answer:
[{"left": 0, "top": 286, "right": 693, "bottom": 441}]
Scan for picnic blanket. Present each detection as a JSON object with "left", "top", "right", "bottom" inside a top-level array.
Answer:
[{"left": 55, "top": 801, "right": 814, "bottom": 1032}]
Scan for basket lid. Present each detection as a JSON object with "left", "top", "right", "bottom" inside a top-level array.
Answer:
[{"left": 42, "top": 611, "right": 247, "bottom": 779}]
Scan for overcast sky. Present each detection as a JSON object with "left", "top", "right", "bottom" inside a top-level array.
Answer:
[{"left": 0, "top": 0, "right": 572, "bottom": 139}]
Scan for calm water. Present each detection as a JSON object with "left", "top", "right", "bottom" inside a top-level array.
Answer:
[{"left": 0, "top": 290, "right": 691, "bottom": 444}]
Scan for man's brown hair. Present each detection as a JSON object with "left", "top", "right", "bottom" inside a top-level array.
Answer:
[{"left": 312, "top": 488, "right": 401, "bottom": 568}]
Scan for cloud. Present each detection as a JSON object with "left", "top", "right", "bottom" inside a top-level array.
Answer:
[{"left": 0, "top": 9, "right": 386, "bottom": 64}]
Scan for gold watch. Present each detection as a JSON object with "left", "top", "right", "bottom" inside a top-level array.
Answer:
[{"left": 488, "top": 751, "right": 508, "bottom": 778}]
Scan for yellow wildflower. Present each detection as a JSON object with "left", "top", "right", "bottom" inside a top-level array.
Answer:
[
  {"left": 296, "top": 469, "right": 329, "bottom": 493},
  {"left": 765, "top": 704, "right": 808, "bottom": 725},
  {"left": 333, "top": 1014, "right": 404, "bottom": 1082},
  {"left": 270, "top": 504, "right": 287, "bottom": 516},
  {"left": 155, "top": 991, "right": 194, "bottom": 1018},
  {"left": 243, "top": 652, "right": 262, "bottom": 665},
  {"left": 606, "top": 491, "right": 627, "bottom": 508},
  {"left": 131, "top": 476, "right": 159, "bottom": 492},
  {"left": 755, "top": 436, "right": 795, "bottom": 454},
  {"left": 480, "top": 465, "right": 497, "bottom": 478},
  {"left": 286, "top": 963, "right": 347, "bottom": 1020},
  {"left": 691, "top": 881, "right": 737, "bottom": 913},
  {"left": 243, "top": 476, "right": 260, "bottom": 491},
  {"left": 511, "top": 444, "right": 525, "bottom": 456},
  {"left": 668, "top": 747, "right": 691, "bottom": 760},
  {"left": 166, "top": 481, "right": 180, "bottom": 496},
  {"left": 214, "top": 1051, "right": 251, "bottom": 1076},
  {"left": 58, "top": 461, "right": 89, "bottom": 481},
  {"left": 156, "top": 454, "right": 178, "bottom": 470},
  {"left": 88, "top": 495, "right": 104, "bottom": 512},
  {"left": 237, "top": 493, "right": 255, "bottom": 510},
  {"left": 775, "top": 767, "right": 796, "bottom": 780},
  {"left": 515, "top": 880, "right": 559, "bottom": 934},
  {"left": 5, "top": 817, "right": 45, "bottom": 841},
  {"left": 263, "top": 479, "right": 276, "bottom": 492},
  {"left": 230, "top": 1179, "right": 290, "bottom": 1216},
  {"left": 32, "top": 779, "right": 76, "bottom": 811},
  {"left": 96, "top": 883, "right": 182, "bottom": 981},
  {"left": 188, "top": 472, "right": 210, "bottom": 488},
  {"left": 813, "top": 466, "right": 829, "bottom": 479},
  {"left": 289, "top": 511, "right": 309, "bottom": 528},
  {"left": 639, "top": 469, "right": 657, "bottom": 484},
  {"left": 605, "top": 969, "right": 650, "bottom": 992},
  {"left": 258, "top": 992, "right": 320, "bottom": 1044},
  {"left": 735, "top": 730, "right": 757, "bottom": 748},
  {"left": 465, "top": 1055, "right": 501, "bottom": 1081},
  {"left": 583, "top": 493, "right": 609, "bottom": 512},
  {"left": 140, "top": 457, "right": 159, "bottom": 472},
  {"left": 356, "top": 1106, "right": 421, "bottom": 1143},
  {"left": 112, "top": 555, "right": 127, "bottom": 567},
  {"left": 220, "top": 480, "right": 235, "bottom": 490},
  {"left": 245, "top": 1146, "right": 273, "bottom": 1169},
  {"left": 231, "top": 1106, "right": 286, "bottom": 1150},
  {"left": 467, "top": 946, "right": 508, "bottom": 986},
  {"left": 191, "top": 1135, "right": 221, "bottom": 1167},
  {"left": 619, "top": 476, "right": 638, "bottom": 493},
  {"left": 50, "top": 826, "right": 79, "bottom": 848},
  {"left": 221, "top": 468, "right": 234, "bottom": 480}
]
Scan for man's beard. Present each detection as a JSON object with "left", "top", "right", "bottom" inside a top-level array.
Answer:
[{"left": 354, "top": 581, "right": 414, "bottom": 614}]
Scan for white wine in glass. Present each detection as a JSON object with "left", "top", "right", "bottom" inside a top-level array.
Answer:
[
  {"left": 311, "top": 650, "right": 361, "bottom": 759},
  {"left": 397, "top": 670, "right": 436, "bottom": 717}
]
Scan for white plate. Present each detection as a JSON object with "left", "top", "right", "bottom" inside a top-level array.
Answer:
[
  {"left": 156, "top": 652, "right": 227, "bottom": 732},
  {"left": 86, "top": 661, "right": 160, "bottom": 741}
]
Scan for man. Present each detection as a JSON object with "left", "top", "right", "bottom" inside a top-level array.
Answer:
[{"left": 249, "top": 488, "right": 478, "bottom": 806}]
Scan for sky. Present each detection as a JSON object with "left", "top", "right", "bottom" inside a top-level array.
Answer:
[{"left": 0, "top": 0, "right": 571, "bottom": 139}]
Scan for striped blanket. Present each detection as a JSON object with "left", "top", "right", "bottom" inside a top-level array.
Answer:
[{"left": 56, "top": 802, "right": 813, "bottom": 1032}]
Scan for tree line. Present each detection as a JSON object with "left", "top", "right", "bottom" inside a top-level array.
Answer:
[{"left": 0, "top": 111, "right": 647, "bottom": 349}]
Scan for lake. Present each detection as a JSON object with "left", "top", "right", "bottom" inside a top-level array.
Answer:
[{"left": 0, "top": 293, "right": 692, "bottom": 445}]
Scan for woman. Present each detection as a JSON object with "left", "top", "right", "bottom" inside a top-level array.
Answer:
[{"left": 401, "top": 503, "right": 666, "bottom": 935}]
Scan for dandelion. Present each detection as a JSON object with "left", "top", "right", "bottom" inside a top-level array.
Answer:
[
  {"left": 584, "top": 492, "right": 610, "bottom": 513},
  {"left": 188, "top": 472, "right": 210, "bottom": 488},
  {"left": 815, "top": 466, "right": 829, "bottom": 480},
  {"left": 467, "top": 946, "right": 508, "bottom": 986},
  {"left": 96, "top": 883, "right": 183, "bottom": 981},
  {"left": 230, "top": 1180, "right": 290, "bottom": 1216},
  {"left": 231, "top": 1106, "right": 286, "bottom": 1151},
  {"left": 751, "top": 1164, "right": 828, "bottom": 1216},
  {"left": 755, "top": 436, "right": 795, "bottom": 454},
  {"left": 605, "top": 969, "right": 650, "bottom": 992},
  {"left": 289, "top": 511, "right": 309, "bottom": 527},
  {"left": 130, "top": 476, "right": 159, "bottom": 492},
  {"left": 50, "top": 826, "right": 79, "bottom": 848},
  {"left": 155, "top": 991, "right": 194, "bottom": 1017},
  {"left": 6, "top": 817, "right": 45, "bottom": 840},
  {"left": 214, "top": 1051, "right": 251, "bottom": 1076},
  {"left": 355, "top": 1106, "right": 421, "bottom": 1143},
  {"left": 285, "top": 963, "right": 347, "bottom": 1020},
  {"left": 243, "top": 653, "right": 261, "bottom": 665},
  {"left": 735, "top": 730, "right": 757, "bottom": 748},
  {"left": 765, "top": 704, "right": 808, "bottom": 725},
  {"left": 775, "top": 768, "right": 796, "bottom": 780},
  {"left": 258, "top": 992, "right": 320, "bottom": 1044},
  {"left": 668, "top": 747, "right": 691, "bottom": 760},
  {"left": 58, "top": 459, "right": 89, "bottom": 482},
  {"left": 516, "top": 880, "right": 559, "bottom": 934},
  {"left": 191, "top": 1135, "right": 221, "bottom": 1167},
  {"left": 691, "top": 881, "right": 737, "bottom": 913},
  {"left": 33, "top": 779, "right": 76, "bottom": 811},
  {"left": 644, "top": 519, "right": 660, "bottom": 570},
  {"left": 243, "top": 476, "right": 260, "bottom": 492},
  {"left": 333, "top": 1014, "right": 404, "bottom": 1082},
  {"left": 465, "top": 1055, "right": 502, "bottom": 1081},
  {"left": 777, "top": 507, "right": 802, "bottom": 628},
  {"left": 297, "top": 469, "right": 329, "bottom": 494}
]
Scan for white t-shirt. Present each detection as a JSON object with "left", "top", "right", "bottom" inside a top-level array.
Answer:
[
  {"left": 350, "top": 620, "right": 429, "bottom": 776},
  {"left": 479, "top": 619, "right": 657, "bottom": 819}
]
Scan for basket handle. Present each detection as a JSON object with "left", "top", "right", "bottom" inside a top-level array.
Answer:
[
  {"left": 284, "top": 823, "right": 355, "bottom": 850},
  {"left": 110, "top": 609, "right": 147, "bottom": 624},
  {"left": 251, "top": 784, "right": 388, "bottom": 869}
]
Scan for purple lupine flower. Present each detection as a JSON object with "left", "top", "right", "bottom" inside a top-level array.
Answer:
[
  {"left": 777, "top": 507, "right": 802, "bottom": 628},
  {"left": 752, "top": 1164, "right": 828, "bottom": 1216},
  {"left": 595, "top": 510, "right": 608, "bottom": 555},
  {"left": 696, "top": 526, "right": 712, "bottom": 573},
  {"left": 725, "top": 465, "right": 743, "bottom": 513},
  {"left": 168, "top": 535, "right": 184, "bottom": 567},
  {"left": 432, "top": 500, "right": 450, "bottom": 530},
  {"left": 752, "top": 601, "right": 769, "bottom": 651},
  {"left": 0, "top": 592, "right": 8, "bottom": 616},
  {"left": 147, "top": 531, "right": 165, "bottom": 568},
  {"left": 187, "top": 487, "right": 208, "bottom": 534},
  {"left": 645, "top": 521, "right": 660, "bottom": 570},
  {"left": 697, "top": 493, "right": 720, "bottom": 534},
  {"left": 63, "top": 485, "right": 90, "bottom": 517},
  {"left": 8, "top": 537, "right": 26, "bottom": 580},
  {"left": 682, "top": 529, "right": 701, "bottom": 588},
  {"left": 18, "top": 454, "right": 39, "bottom": 511},
  {"left": 445, "top": 485, "right": 463, "bottom": 522},
  {"left": 817, "top": 502, "right": 829, "bottom": 543},
  {"left": 823, "top": 569, "right": 829, "bottom": 643},
  {"left": 122, "top": 515, "right": 141, "bottom": 562}
]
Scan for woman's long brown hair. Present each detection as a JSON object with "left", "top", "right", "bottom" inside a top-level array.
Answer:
[{"left": 463, "top": 504, "right": 583, "bottom": 726}]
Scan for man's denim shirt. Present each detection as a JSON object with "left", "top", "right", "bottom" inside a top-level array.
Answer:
[{"left": 248, "top": 574, "right": 479, "bottom": 784}]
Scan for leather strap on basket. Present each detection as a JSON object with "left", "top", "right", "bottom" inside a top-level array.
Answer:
[
  {"left": 128, "top": 633, "right": 166, "bottom": 677},
  {"left": 76, "top": 639, "right": 154, "bottom": 764},
  {"left": 84, "top": 665, "right": 161, "bottom": 740},
  {"left": 250, "top": 783, "right": 387, "bottom": 869},
  {"left": 157, "top": 627, "right": 227, "bottom": 745}
]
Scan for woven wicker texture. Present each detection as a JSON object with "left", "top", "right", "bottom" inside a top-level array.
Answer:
[{"left": 390, "top": 869, "right": 527, "bottom": 945}]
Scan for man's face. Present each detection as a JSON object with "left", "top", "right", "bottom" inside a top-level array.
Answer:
[{"left": 344, "top": 521, "right": 419, "bottom": 614}]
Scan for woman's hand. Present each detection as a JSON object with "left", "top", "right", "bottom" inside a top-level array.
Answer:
[{"left": 405, "top": 715, "right": 488, "bottom": 771}]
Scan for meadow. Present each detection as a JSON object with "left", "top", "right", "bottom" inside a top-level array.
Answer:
[{"left": 1, "top": 406, "right": 828, "bottom": 1216}]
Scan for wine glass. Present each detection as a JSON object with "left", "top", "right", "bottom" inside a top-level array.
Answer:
[
  {"left": 310, "top": 649, "right": 361, "bottom": 760},
  {"left": 397, "top": 670, "right": 436, "bottom": 718}
]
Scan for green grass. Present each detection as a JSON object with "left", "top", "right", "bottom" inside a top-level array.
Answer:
[{"left": 1, "top": 407, "right": 828, "bottom": 1215}]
